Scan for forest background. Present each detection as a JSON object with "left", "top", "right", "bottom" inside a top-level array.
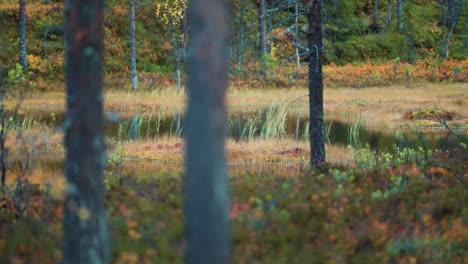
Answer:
[{"left": 0, "top": 0, "right": 466, "bottom": 90}]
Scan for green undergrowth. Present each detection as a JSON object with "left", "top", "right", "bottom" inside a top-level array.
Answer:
[{"left": 0, "top": 145, "right": 467, "bottom": 263}]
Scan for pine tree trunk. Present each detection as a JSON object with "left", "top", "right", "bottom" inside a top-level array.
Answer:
[
  {"left": 295, "top": 0, "right": 301, "bottom": 70},
  {"left": 258, "top": 0, "right": 266, "bottom": 75},
  {"left": 185, "top": 0, "right": 231, "bottom": 262},
  {"left": 441, "top": 0, "right": 461, "bottom": 59},
  {"left": 63, "top": 0, "right": 109, "bottom": 262},
  {"left": 176, "top": 60, "right": 181, "bottom": 91},
  {"left": 373, "top": 0, "right": 379, "bottom": 31},
  {"left": 19, "top": 0, "right": 27, "bottom": 69},
  {"left": 130, "top": 0, "right": 138, "bottom": 90},
  {"left": 308, "top": 0, "right": 325, "bottom": 168},
  {"left": 397, "top": 0, "right": 403, "bottom": 32},
  {"left": 237, "top": 0, "right": 246, "bottom": 72}
]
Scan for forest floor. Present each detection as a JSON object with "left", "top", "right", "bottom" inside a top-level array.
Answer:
[{"left": 0, "top": 83, "right": 467, "bottom": 263}]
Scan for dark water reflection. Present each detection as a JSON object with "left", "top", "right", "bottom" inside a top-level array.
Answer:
[{"left": 15, "top": 110, "right": 464, "bottom": 152}]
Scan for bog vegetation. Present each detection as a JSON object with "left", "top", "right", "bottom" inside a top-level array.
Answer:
[{"left": 0, "top": 0, "right": 467, "bottom": 263}]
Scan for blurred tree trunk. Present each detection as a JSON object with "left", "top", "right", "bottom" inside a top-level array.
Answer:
[
  {"left": 258, "top": 0, "right": 266, "bottom": 76},
  {"left": 308, "top": 0, "right": 325, "bottom": 168},
  {"left": 19, "top": 0, "right": 27, "bottom": 69},
  {"left": 185, "top": 0, "right": 231, "bottom": 262},
  {"left": 397, "top": 0, "right": 403, "bottom": 32},
  {"left": 63, "top": 0, "right": 109, "bottom": 262},
  {"left": 130, "top": 0, "right": 138, "bottom": 90}
]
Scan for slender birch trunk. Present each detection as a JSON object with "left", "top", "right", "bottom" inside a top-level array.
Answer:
[
  {"left": 295, "top": 0, "right": 301, "bottom": 70},
  {"left": 19, "top": 0, "right": 27, "bottom": 69},
  {"left": 130, "top": 0, "right": 138, "bottom": 90}
]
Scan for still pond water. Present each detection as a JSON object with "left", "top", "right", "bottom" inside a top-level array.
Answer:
[{"left": 20, "top": 110, "right": 463, "bottom": 151}]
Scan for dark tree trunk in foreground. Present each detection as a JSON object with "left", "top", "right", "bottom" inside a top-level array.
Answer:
[
  {"left": 130, "top": 0, "right": 138, "bottom": 90},
  {"left": 63, "top": 0, "right": 109, "bottom": 262},
  {"left": 397, "top": 0, "right": 403, "bottom": 32},
  {"left": 19, "top": 0, "right": 27, "bottom": 69},
  {"left": 308, "top": 0, "right": 325, "bottom": 168},
  {"left": 185, "top": 0, "right": 231, "bottom": 262},
  {"left": 258, "top": 0, "right": 266, "bottom": 75}
]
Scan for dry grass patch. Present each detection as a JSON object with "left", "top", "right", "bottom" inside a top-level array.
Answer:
[
  {"left": 8, "top": 83, "right": 467, "bottom": 131},
  {"left": 323, "top": 83, "right": 467, "bottom": 128},
  {"left": 403, "top": 107, "right": 456, "bottom": 121},
  {"left": 120, "top": 136, "right": 353, "bottom": 166}
]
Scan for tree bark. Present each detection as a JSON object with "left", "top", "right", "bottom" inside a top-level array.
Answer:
[
  {"left": 397, "top": 0, "right": 403, "bottom": 32},
  {"left": 308, "top": 0, "right": 325, "bottom": 168},
  {"left": 172, "top": 30, "right": 182, "bottom": 91},
  {"left": 237, "top": 0, "right": 246, "bottom": 72},
  {"left": 0, "top": 95, "right": 7, "bottom": 188},
  {"left": 130, "top": 0, "right": 138, "bottom": 90},
  {"left": 442, "top": 17, "right": 457, "bottom": 60},
  {"left": 440, "top": 0, "right": 462, "bottom": 59},
  {"left": 258, "top": 0, "right": 266, "bottom": 75},
  {"left": 18, "top": 0, "right": 27, "bottom": 69},
  {"left": 295, "top": 0, "right": 301, "bottom": 70},
  {"left": 185, "top": 0, "right": 231, "bottom": 262},
  {"left": 63, "top": 0, "right": 109, "bottom": 262},
  {"left": 372, "top": 0, "right": 379, "bottom": 32}
]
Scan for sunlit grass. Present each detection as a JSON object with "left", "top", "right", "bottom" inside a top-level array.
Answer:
[
  {"left": 8, "top": 83, "right": 467, "bottom": 130},
  {"left": 118, "top": 136, "right": 353, "bottom": 166}
]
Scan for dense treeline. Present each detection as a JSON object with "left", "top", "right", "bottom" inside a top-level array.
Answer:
[{"left": 0, "top": 0, "right": 466, "bottom": 86}]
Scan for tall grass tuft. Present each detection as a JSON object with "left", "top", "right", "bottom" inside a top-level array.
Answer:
[
  {"left": 241, "top": 114, "right": 260, "bottom": 140},
  {"left": 225, "top": 118, "right": 233, "bottom": 137},
  {"left": 129, "top": 116, "right": 144, "bottom": 140},
  {"left": 260, "top": 104, "right": 287, "bottom": 139},
  {"left": 302, "top": 121, "right": 310, "bottom": 142},
  {"left": 19, "top": 114, "right": 37, "bottom": 132},
  {"left": 325, "top": 121, "right": 334, "bottom": 145},
  {"left": 117, "top": 109, "right": 168, "bottom": 141},
  {"left": 348, "top": 117, "right": 362, "bottom": 148}
]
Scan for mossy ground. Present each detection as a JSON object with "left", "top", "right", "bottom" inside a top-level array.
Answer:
[{"left": 0, "top": 143, "right": 466, "bottom": 263}]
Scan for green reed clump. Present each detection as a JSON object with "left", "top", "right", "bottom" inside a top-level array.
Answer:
[
  {"left": 260, "top": 104, "right": 288, "bottom": 139},
  {"left": 118, "top": 109, "right": 167, "bottom": 141},
  {"left": 241, "top": 114, "right": 260, "bottom": 140},
  {"left": 348, "top": 117, "right": 362, "bottom": 147}
]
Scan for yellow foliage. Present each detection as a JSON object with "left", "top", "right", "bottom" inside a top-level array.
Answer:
[
  {"left": 27, "top": 54, "right": 46, "bottom": 73},
  {"left": 156, "top": 0, "right": 187, "bottom": 28}
]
